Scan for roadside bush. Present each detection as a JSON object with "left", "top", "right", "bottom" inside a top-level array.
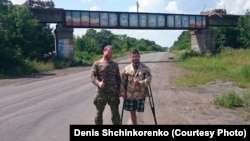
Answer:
[
  {"left": 242, "top": 91, "right": 250, "bottom": 107},
  {"left": 179, "top": 50, "right": 203, "bottom": 61},
  {"left": 214, "top": 90, "right": 243, "bottom": 108}
]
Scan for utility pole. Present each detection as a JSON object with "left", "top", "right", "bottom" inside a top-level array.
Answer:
[{"left": 136, "top": 0, "right": 139, "bottom": 12}]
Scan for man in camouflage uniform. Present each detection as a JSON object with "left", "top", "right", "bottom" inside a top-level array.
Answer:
[
  {"left": 120, "top": 49, "right": 152, "bottom": 125},
  {"left": 90, "top": 45, "right": 121, "bottom": 125}
]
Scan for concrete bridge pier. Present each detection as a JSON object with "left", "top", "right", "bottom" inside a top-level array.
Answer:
[
  {"left": 54, "top": 23, "right": 74, "bottom": 60},
  {"left": 191, "top": 27, "right": 216, "bottom": 54}
]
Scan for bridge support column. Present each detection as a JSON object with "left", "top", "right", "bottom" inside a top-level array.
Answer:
[
  {"left": 54, "top": 23, "right": 74, "bottom": 60},
  {"left": 191, "top": 28, "right": 216, "bottom": 54}
]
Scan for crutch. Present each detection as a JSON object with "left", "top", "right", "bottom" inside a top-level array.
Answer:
[
  {"left": 120, "top": 99, "right": 125, "bottom": 125},
  {"left": 147, "top": 84, "right": 157, "bottom": 125}
]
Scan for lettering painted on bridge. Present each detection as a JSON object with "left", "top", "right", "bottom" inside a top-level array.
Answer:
[{"left": 63, "top": 10, "right": 208, "bottom": 30}]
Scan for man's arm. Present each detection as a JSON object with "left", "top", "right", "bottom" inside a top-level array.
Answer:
[
  {"left": 90, "top": 62, "right": 100, "bottom": 87},
  {"left": 139, "top": 64, "right": 152, "bottom": 86},
  {"left": 120, "top": 68, "right": 128, "bottom": 98},
  {"left": 116, "top": 63, "right": 122, "bottom": 93}
]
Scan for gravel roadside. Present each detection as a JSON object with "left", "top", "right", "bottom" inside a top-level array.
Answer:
[{"left": 137, "top": 52, "right": 250, "bottom": 125}]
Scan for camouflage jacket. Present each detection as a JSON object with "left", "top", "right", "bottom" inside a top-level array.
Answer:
[
  {"left": 90, "top": 59, "right": 121, "bottom": 93},
  {"left": 120, "top": 63, "right": 152, "bottom": 100}
]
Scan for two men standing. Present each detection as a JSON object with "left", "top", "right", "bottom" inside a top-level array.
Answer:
[{"left": 90, "top": 45, "right": 152, "bottom": 125}]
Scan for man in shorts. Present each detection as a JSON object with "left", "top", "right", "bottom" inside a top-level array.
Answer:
[{"left": 120, "top": 49, "right": 152, "bottom": 125}]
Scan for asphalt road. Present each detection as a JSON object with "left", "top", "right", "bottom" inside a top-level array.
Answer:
[{"left": 0, "top": 52, "right": 166, "bottom": 141}]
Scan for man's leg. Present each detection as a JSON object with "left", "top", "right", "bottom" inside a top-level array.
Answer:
[
  {"left": 131, "top": 99, "right": 145, "bottom": 125},
  {"left": 94, "top": 92, "right": 107, "bottom": 125},
  {"left": 130, "top": 111, "right": 137, "bottom": 125},
  {"left": 108, "top": 94, "right": 120, "bottom": 125},
  {"left": 110, "top": 105, "right": 120, "bottom": 125},
  {"left": 124, "top": 99, "right": 137, "bottom": 125}
]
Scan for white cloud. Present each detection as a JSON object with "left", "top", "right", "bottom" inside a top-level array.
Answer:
[
  {"left": 165, "top": 1, "right": 182, "bottom": 13},
  {"left": 137, "top": 0, "right": 167, "bottom": 13},
  {"left": 10, "top": 0, "right": 23, "bottom": 4},
  {"left": 90, "top": 6, "right": 99, "bottom": 11},
  {"left": 216, "top": 0, "right": 248, "bottom": 15}
]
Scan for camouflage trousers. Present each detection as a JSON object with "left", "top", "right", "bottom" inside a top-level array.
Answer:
[{"left": 93, "top": 91, "right": 120, "bottom": 125}]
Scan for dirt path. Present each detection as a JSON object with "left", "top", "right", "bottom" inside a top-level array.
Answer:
[{"left": 138, "top": 53, "right": 250, "bottom": 125}]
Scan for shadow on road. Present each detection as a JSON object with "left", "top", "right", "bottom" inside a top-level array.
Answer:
[{"left": 118, "top": 59, "right": 179, "bottom": 65}]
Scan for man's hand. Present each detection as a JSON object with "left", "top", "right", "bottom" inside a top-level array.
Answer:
[
  {"left": 133, "top": 78, "right": 139, "bottom": 86},
  {"left": 98, "top": 79, "right": 105, "bottom": 89},
  {"left": 120, "top": 92, "right": 127, "bottom": 99}
]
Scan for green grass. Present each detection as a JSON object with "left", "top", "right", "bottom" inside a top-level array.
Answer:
[
  {"left": 214, "top": 90, "right": 243, "bottom": 108},
  {"left": 214, "top": 89, "right": 250, "bottom": 109},
  {"left": 0, "top": 51, "right": 130, "bottom": 78},
  {"left": 0, "top": 58, "right": 74, "bottom": 78},
  {"left": 174, "top": 49, "right": 250, "bottom": 88},
  {"left": 172, "top": 48, "right": 250, "bottom": 111},
  {"left": 242, "top": 91, "right": 250, "bottom": 107}
]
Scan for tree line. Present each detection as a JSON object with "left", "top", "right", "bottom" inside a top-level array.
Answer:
[{"left": 73, "top": 29, "right": 164, "bottom": 64}]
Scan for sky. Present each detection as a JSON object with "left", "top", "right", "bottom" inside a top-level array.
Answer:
[{"left": 11, "top": 0, "right": 250, "bottom": 47}]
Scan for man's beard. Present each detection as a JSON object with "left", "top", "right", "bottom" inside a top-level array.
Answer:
[
  {"left": 133, "top": 60, "right": 139, "bottom": 65},
  {"left": 105, "top": 55, "right": 112, "bottom": 60}
]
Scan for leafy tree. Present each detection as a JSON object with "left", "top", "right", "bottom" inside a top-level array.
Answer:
[
  {"left": 136, "top": 39, "right": 147, "bottom": 51},
  {"left": 236, "top": 10, "right": 250, "bottom": 48},
  {"left": 3, "top": 5, "right": 54, "bottom": 60},
  {"left": 214, "top": 27, "right": 241, "bottom": 49},
  {"left": 96, "top": 29, "right": 114, "bottom": 51},
  {"left": 84, "top": 29, "right": 101, "bottom": 54},
  {"left": 0, "top": 0, "right": 9, "bottom": 13},
  {"left": 170, "top": 31, "right": 190, "bottom": 51},
  {"left": 111, "top": 34, "right": 128, "bottom": 53},
  {"left": 73, "top": 28, "right": 164, "bottom": 64},
  {"left": 0, "top": 4, "right": 55, "bottom": 75}
]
